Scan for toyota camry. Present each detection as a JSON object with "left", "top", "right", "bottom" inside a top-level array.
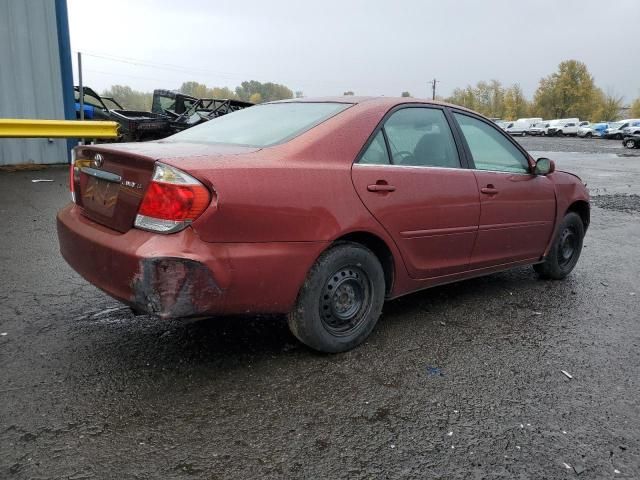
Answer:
[{"left": 57, "top": 97, "right": 590, "bottom": 352}]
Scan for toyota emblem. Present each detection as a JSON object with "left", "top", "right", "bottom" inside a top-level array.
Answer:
[{"left": 93, "top": 154, "right": 104, "bottom": 168}]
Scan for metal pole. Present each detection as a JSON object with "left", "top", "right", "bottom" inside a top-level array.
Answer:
[
  {"left": 432, "top": 78, "right": 437, "bottom": 100},
  {"left": 77, "top": 51, "right": 85, "bottom": 145},
  {"left": 78, "top": 52, "right": 84, "bottom": 121}
]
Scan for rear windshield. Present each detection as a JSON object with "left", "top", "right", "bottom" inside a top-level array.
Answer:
[{"left": 166, "top": 102, "right": 351, "bottom": 147}]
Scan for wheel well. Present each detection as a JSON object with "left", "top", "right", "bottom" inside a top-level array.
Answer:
[
  {"left": 334, "top": 232, "right": 395, "bottom": 295},
  {"left": 568, "top": 200, "right": 590, "bottom": 231}
]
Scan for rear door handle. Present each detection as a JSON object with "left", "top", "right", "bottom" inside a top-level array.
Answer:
[
  {"left": 367, "top": 184, "right": 396, "bottom": 192},
  {"left": 480, "top": 187, "right": 498, "bottom": 195}
]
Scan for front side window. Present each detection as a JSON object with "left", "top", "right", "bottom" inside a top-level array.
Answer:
[
  {"left": 382, "top": 108, "right": 460, "bottom": 168},
  {"left": 167, "top": 102, "right": 351, "bottom": 147},
  {"left": 359, "top": 130, "right": 390, "bottom": 165},
  {"left": 454, "top": 113, "right": 529, "bottom": 174}
]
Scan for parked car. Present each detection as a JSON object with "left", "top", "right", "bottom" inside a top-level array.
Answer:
[
  {"left": 621, "top": 120, "right": 640, "bottom": 137},
  {"left": 57, "top": 97, "right": 590, "bottom": 353},
  {"left": 604, "top": 120, "right": 640, "bottom": 139},
  {"left": 74, "top": 86, "right": 171, "bottom": 142},
  {"left": 623, "top": 134, "right": 640, "bottom": 149},
  {"left": 578, "top": 122, "right": 608, "bottom": 138},
  {"left": 504, "top": 120, "right": 532, "bottom": 136},
  {"left": 528, "top": 122, "right": 550, "bottom": 136},
  {"left": 547, "top": 119, "right": 580, "bottom": 136}
]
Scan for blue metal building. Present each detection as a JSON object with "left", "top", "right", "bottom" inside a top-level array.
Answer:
[{"left": 0, "top": 0, "right": 74, "bottom": 165}]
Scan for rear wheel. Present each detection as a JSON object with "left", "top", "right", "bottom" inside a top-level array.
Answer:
[
  {"left": 521, "top": 131, "right": 527, "bottom": 137},
  {"left": 616, "top": 133, "right": 623, "bottom": 140},
  {"left": 586, "top": 132, "right": 592, "bottom": 138},
  {"left": 534, "top": 212, "right": 584, "bottom": 280},
  {"left": 556, "top": 130, "right": 564, "bottom": 137},
  {"left": 287, "top": 243, "right": 385, "bottom": 353},
  {"left": 625, "top": 138, "right": 637, "bottom": 149}
]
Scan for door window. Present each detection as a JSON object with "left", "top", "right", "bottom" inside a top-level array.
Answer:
[
  {"left": 453, "top": 113, "right": 529, "bottom": 174},
  {"left": 359, "top": 130, "right": 390, "bottom": 165},
  {"left": 383, "top": 108, "right": 460, "bottom": 168}
]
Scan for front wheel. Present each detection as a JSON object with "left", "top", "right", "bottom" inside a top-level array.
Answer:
[
  {"left": 521, "top": 131, "right": 527, "bottom": 137},
  {"left": 556, "top": 130, "right": 564, "bottom": 137},
  {"left": 534, "top": 212, "right": 585, "bottom": 280},
  {"left": 616, "top": 133, "right": 623, "bottom": 140},
  {"left": 287, "top": 243, "right": 385, "bottom": 353},
  {"left": 625, "top": 138, "right": 637, "bottom": 149}
]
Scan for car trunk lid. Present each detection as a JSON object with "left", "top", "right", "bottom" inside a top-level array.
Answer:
[{"left": 72, "top": 141, "right": 258, "bottom": 233}]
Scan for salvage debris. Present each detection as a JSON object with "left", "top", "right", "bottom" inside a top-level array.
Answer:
[
  {"left": 561, "top": 370, "right": 573, "bottom": 380},
  {"left": 31, "top": 179, "right": 53, "bottom": 183}
]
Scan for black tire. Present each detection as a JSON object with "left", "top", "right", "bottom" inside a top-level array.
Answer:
[
  {"left": 624, "top": 139, "right": 637, "bottom": 149},
  {"left": 541, "top": 131, "right": 546, "bottom": 137},
  {"left": 556, "top": 130, "right": 564, "bottom": 137},
  {"left": 586, "top": 132, "right": 592, "bottom": 138},
  {"left": 616, "top": 133, "right": 623, "bottom": 140},
  {"left": 534, "top": 212, "right": 585, "bottom": 280},
  {"left": 521, "top": 131, "right": 527, "bottom": 137},
  {"left": 287, "top": 243, "right": 385, "bottom": 353}
]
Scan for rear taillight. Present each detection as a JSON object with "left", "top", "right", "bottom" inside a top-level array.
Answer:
[{"left": 134, "top": 163, "right": 210, "bottom": 233}]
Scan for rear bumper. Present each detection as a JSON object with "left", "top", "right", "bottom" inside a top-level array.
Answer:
[{"left": 57, "top": 204, "right": 328, "bottom": 318}]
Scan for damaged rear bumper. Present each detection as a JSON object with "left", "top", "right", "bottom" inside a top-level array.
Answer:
[{"left": 57, "top": 204, "right": 327, "bottom": 318}]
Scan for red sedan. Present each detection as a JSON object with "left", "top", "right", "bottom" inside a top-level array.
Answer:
[{"left": 57, "top": 97, "right": 589, "bottom": 352}]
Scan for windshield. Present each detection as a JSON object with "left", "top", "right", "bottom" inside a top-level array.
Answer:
[
  {"left": 609, "top": 122, "right": 623, "bottom": 129},
  {"left": 167, "top": 102, "right": 351, "bottom": 147},
  {"left": 101, "top": 98, "right": 122, "bottom": 110}
]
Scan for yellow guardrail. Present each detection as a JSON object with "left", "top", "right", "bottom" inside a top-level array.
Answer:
[{"left": 0, "top": 119, "right": 119, "bottom": 138}]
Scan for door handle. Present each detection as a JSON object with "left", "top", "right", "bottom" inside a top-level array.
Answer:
[
  {"left": 367, "top": 184, "right": 396, "bottom": 192},
  {"left": 480, "top": 186, "right": 498, "bottom": 195}
]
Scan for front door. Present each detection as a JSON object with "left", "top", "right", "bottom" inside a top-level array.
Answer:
[
  {"left": 452, "top": 112, "right": 556, "bottom": 269},
  {"left": 351, "top": 106, "right": 480, "bottom": 279}
]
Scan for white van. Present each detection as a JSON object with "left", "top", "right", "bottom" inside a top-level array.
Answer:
[{"left": 504, "top": 120, "right": 533, "bottom": 136}]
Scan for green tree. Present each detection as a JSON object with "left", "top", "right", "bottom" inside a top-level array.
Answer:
[
  {"left": 179, "top": 81, "right": 209, "bottom": 98},
  {"left": 591, "top": 91, "right": 624, "bottom": 121},
  {"left": 445, "top": 80, "right": 505, "bottom": 118},
  {"left": 401, "top": 91, "right": 411, "bottom": 97},
  {"left": 630, "top": 97, "right": 640, "bottom": 118},
  {"left": 249, "top": 92, "right": 263, "bottom": 104},
  {"left": 503, "top": 84, "right": 530, "bottom": 119},
  {"left": 532, "top": 60, "right": 599, "bottom": 119},
  {"left": 101, "top": 85, "right": 152, "bottom": 110},
  {"left": 235, "top": 81, "right": 293, "bottom": 102}
]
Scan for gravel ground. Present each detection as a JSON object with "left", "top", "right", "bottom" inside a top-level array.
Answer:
[{"left": 1, "top": 138, "right": 639, "bottom": 479}]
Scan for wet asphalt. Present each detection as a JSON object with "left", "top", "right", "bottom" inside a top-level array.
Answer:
[{"left": 0, "top": 136, "right": 639, "bottom": 479}]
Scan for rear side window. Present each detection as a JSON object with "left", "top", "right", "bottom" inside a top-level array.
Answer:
[
  {"left": 383, "top": 108, "right": 460, "bottom": 168},
  {"left": 453, "top": 113, "right": 529, "bottom": 174},
  {"left": 167, "top": 102, "right": 351, "bottom": 147},
  {"left": 359, "top": 131, "right": 390, "bottom": 165}
]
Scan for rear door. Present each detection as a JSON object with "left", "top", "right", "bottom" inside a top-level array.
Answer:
[
  {"left": 451, "top": 111, "right": 556, "bottom": 269},
  {"left": 351, "top": 106, "right": 480, "bottom": 279}
]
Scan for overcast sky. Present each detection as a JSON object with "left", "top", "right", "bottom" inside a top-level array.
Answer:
[{"left": 68, "top": 0, "right": 640, "bottom": 102}]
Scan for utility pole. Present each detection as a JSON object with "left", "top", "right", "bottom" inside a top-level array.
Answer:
[
  {"left": 430, "top": 78, "right": 439, "bottom": 100},
  {"left": 78, "top": 52, "right": 84, "bottom": 120}
]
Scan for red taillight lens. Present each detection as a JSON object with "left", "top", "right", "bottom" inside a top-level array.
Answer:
[
  {"left": 69, "top": 148, "right": 76, "bottom": 203},
  {"left": 138, "top": 181, "right": 210, "bottom": 221},
  {"left": 134, "top": 163, "right": 211, "bottom": 234}
]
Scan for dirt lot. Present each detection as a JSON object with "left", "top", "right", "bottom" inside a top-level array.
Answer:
[{"left": 1, "top": 136, "right": 639, "bottom": 479}]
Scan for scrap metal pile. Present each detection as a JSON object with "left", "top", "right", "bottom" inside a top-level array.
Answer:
[{"left": 74, "top": 86, "right": 253, "bottom": 142}]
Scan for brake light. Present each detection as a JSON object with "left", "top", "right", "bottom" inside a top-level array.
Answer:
[{"left": 134, "top": 163, "right": 210, "bottom": 233}]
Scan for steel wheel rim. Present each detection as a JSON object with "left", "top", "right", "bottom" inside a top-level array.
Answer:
[
  {"left": 319, "top": 266, "right": 372, "bottom": 336},
  {"left": 558, "top": 227, "right": 578, "bottom": 268}
]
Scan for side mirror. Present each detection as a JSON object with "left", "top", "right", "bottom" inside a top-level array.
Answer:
[{"left": 534, "top": 157, "right": 555, "bottom": 175}]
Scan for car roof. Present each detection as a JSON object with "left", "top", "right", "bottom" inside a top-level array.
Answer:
[{"left": 269, "top": 96, "right": 476, "bottom": 113}]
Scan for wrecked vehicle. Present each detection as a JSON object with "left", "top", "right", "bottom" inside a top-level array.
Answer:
[
  {"left": 151, "top": 89, "right": 253, "bottom": 133},
  {"left": 75, "top": 86, "right": 170, "bottom": 142},
  {"left": 57, "top": 97, "right": 590, "bottom": 353}
]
